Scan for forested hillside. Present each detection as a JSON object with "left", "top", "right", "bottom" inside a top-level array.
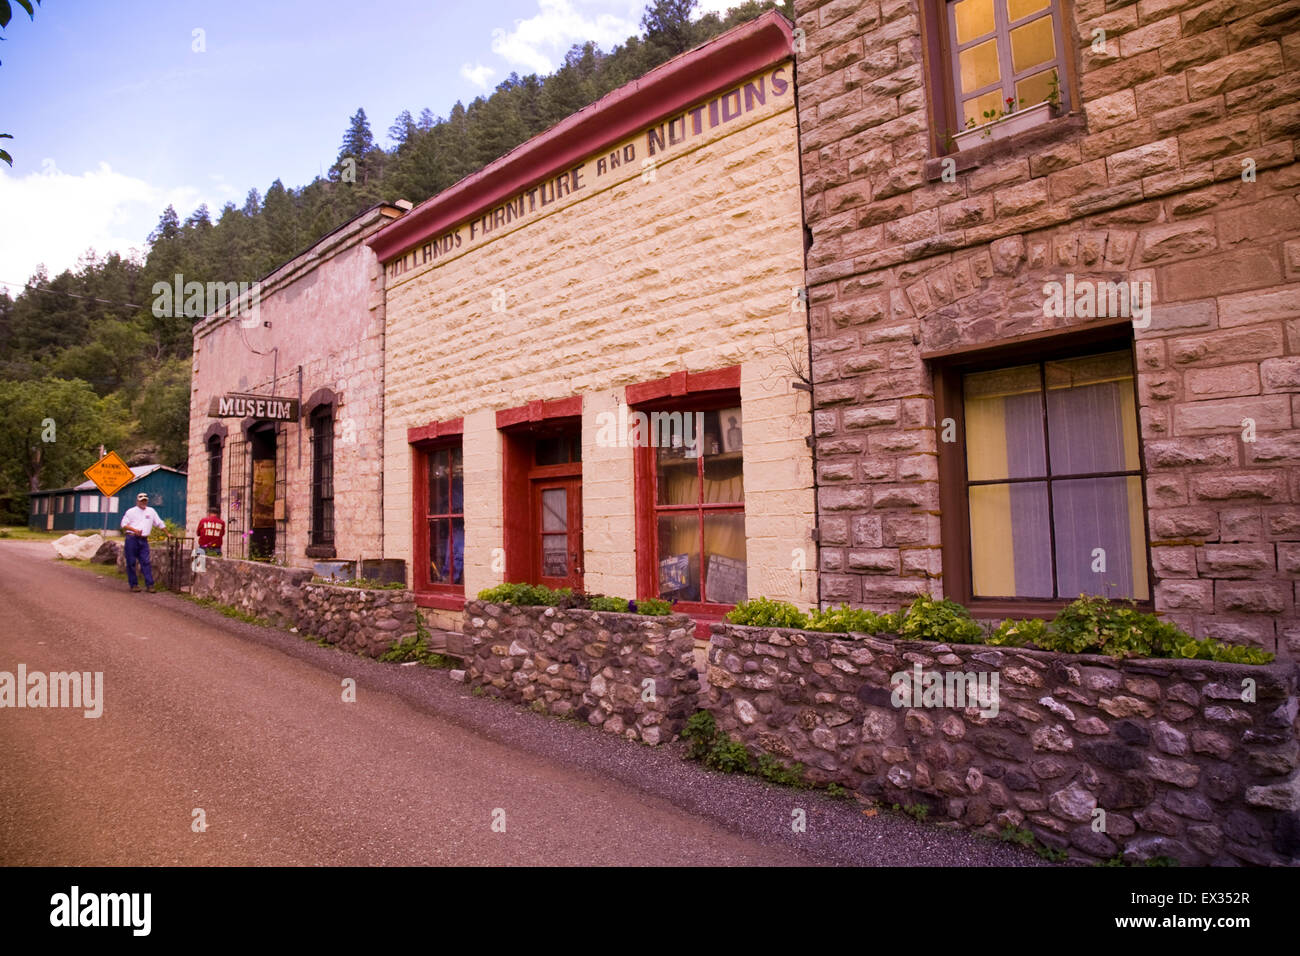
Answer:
[{"left": 0, "top": 0, "right": 793, "bottom": 522}]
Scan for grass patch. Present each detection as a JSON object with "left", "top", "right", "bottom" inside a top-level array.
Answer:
[
  {"left": 58, "top": 558, "right": 127, "bottom": 580},
  {"left": 0, "top": 526, "right": 94, "bottom": 541},
  {"left": 311, "top": 576, "right": 407, "bottom": 590},
  {"left": 183, "top": 594, "right": 273, "bottom": 627},
  {"left": 1000, "top": 825, "right": 1068, "bottom": 862},
  {"left": 681, "top": 710, "right": 818, "bottom": 790}
]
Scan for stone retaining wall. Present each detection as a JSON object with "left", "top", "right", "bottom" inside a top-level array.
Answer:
[
  {"left": 189, "top": 557, "right": 417, "bottom": 657},
  {"left": 707, "top": 623, "right": 1300, "bottom": 865},
  {"left": 463, "top": 600, "right": 699, "bottom": 745}
]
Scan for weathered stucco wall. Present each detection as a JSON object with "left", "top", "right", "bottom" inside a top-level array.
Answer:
[{"left": 188, "top": 207, "right": 398, "bottom": 568}]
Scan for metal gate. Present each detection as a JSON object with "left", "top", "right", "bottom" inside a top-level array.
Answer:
[
  {"left": 275, "top": 422, "right": 288, "bottom": 564},
  {"left": 226, "top": 432, "right": 247, "bottom": 560},
  {"left": 164, "top": 535, "right": 195, "bottom": 592}
]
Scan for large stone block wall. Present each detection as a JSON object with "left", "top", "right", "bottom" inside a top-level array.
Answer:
[
  {"left": 793, "top": 0, "right": 1300, "bottom": 656},
  {"left": 381, "top": 57, "right": 816, "bottom": 612},
  {"left": 188, "top": 207, "right": 398, "bottom": 569},
  {"left": 189, "top": 557, "right": 417, "bottom": 657},
  {"left": 463, "top": 600, "right": 700, "bottom": 745},
  {"left": 707, "top": 623, "right": 1300, "bottom": 865}
]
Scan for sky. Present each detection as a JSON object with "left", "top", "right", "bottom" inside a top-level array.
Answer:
[{"left": 0, "top": 0, "right": 736, "bottom": 292}]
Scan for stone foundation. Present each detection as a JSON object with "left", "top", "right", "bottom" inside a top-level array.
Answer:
[
  {"left": 188, "top": 557, "right": 417, "bottom": 657},
  {"left": 708, "top": 622, "right": 1300, "bottom": 865},
  {"left": 463, "top": 600, "right": 699, "bottom": 745}
]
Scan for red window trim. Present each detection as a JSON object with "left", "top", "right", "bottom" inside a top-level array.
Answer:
[
  {"left": 408, "top": 417, "right": 464, "bottom": 445},
  {"left": 630, "top": 367, "right": 745, "bottom": 623},
  {"left": 496, "top": 396, "right": 582, "bottom": 430},
  {"left": 416, "top": 592, "right": 466, "bottom": 612},
  {"left": 409, "top": 427, "right": 466, "bottom": 599},
  {"left": 499, "top": 398, "right": 583, "bottom": 586},
  {"left": 624, "top": 366, "right": 740, "bottom": 405}
]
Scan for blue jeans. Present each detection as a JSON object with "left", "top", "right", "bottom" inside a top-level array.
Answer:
[{"left": 124, "top": 535, "right": 154, "bottom": 588}]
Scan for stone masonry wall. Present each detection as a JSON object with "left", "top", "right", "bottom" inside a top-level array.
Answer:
[
  {"left": 794, "top": 0, "right": 1300, "bottom": 656},
  {"left": 190, "top": 557, "right": 417, "bottom": 657},
  {"left": 708, "top": 623, "right": 1300, "bottom": 865},
  {"left": 188, "top": 206, "right": 398, "bottom": 569},
  {"left": 381, "top": 55, "right": 815, "bottom": 609},
  {"left": 463, "top": 600, "right": 699, "bottom": 745}
]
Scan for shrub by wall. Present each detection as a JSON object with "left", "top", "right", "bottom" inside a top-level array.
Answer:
[
  {"left": 463, "top": 599, "right": 699, "bottom": 745},
  {"left": 707, "top": 623, "right": 1300, "bottom": 866}
]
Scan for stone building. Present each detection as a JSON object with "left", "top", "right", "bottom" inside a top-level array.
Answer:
[
  {"left": 187, "top": 203, "right": 404, "bottom": 567},
  {"left": 370, "top": 11, "right": 816, "bottom": 636},
  {"left": 793, "top": 0, "right": 1299, "bottom": 656}
]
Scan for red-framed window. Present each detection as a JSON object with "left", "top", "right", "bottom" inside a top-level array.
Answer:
[
  {"left": 498, "top": 396, "right": 584, "bottom": 589},
  {"left": 409, "top": 418, "right": 465, "bottom": 608},
  {"left": 630, "top": 367, "right": 746, "bottom": 626}
]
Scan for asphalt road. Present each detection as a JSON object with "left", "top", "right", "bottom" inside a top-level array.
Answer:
[{"left": 0, "top": 539, "right": 1038, "bottom": 867}]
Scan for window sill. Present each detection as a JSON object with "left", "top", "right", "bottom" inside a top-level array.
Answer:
[
  {"left": 416, "top": 591, "right": 466, "bottom": 611},
  {"left": 925, "top": 111, "right": 1084, "bottom": 182}
]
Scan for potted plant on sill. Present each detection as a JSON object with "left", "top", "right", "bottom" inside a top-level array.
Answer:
[{"left": 949, "top": 72, "right": 1062, "bottom": 152}]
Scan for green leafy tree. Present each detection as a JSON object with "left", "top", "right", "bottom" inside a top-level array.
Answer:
[{"left": 0, "top": 377, "right": 131, "bottom": 521}]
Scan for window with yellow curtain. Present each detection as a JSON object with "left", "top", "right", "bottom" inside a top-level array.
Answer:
[
  {"left": 963, "top": 349, "right": 1147, "bottom": 601},
  {"left": 651, "top": 406, "right": 746, "bottom": 606}
]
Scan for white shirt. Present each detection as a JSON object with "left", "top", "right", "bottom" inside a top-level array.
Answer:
[{"left": 121, "top": 505, "right": 166, "bottom": 536}]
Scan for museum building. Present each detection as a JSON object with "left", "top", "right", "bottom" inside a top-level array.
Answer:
[
  {"left": 370, "top": 11, "right": 817, "bottom": 635},
  {"left": 187, "top": 202, "right": 405, "bottom": 567}
]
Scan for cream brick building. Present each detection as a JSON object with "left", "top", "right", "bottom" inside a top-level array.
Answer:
[
  {"left": 188, "top": 204, "right": 403, "bottom": 568},
  {"left": 371, "top": 12, "right": 816, "bottom": 634}
]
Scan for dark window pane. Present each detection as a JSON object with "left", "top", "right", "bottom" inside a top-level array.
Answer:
[
  {"left": 429, "top": 448, "right": 449, "bottom": 515},
  {"left": 969, "top": 481, "right": 1053, "bottom": 597},
  {"left": 656, "top": 514, "right": 699, "bottom": 602},
  {"left": 1053, "top": 476, "right": 1148, "bottom": 600},
  {"left": 450, "top": 446, "right": 463, "bottom": 512}
]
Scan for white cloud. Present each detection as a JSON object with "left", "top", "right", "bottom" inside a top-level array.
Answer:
[
  {"left": 0, "top": 162, "right": 235, "bottom": 286},
  {"left": 692, "top": 0, "right": 739, "bottom": 16},
  {"left": 460, "top": 62, "right": 497, "bottom": 89},
  {"left": 490, "top": 0, "right": 639, "bottom": 75}
]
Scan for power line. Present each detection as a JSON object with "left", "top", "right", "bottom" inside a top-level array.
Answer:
[{"left": 0, "top": 278, "right": 145, "bottom": 311}]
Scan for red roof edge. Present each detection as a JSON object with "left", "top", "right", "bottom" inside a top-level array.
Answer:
[{"left": 368, "top": 11, "right": 794, "bottom": 264}]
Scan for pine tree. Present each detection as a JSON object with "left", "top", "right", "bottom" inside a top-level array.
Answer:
[{"left": 641, "top": 0, "right": 698, "bottom": 57}]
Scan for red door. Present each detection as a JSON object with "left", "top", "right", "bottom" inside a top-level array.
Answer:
[{"left": 534, "top": 477, "right": 583, "bottom": 591}]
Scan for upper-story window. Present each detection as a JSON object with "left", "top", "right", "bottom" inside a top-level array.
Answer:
[
  {"left": 945, "top": 0, "right": 1069, "bottom": 130},
  {"left": 206, "top": 434, "right": 223, "bottom": 514},
  {"left": 310, "top": 405, "right": 335, "bottom": 548}
]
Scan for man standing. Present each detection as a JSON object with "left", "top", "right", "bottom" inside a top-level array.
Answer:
[
  {"left": 121, "top": 491, "right": 166, "bottom": 592},
  {"left": 196, "top": 505, "right": 225, "bottom": 556}
]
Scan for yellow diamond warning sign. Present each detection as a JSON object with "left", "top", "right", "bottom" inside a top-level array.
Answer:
[{"left": 83, "top": 451, "right": 134, "bottom": 498}]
